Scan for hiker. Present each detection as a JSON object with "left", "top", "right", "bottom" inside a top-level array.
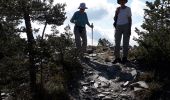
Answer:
[
  {"left": 113, "top": 0, "right": 132, "bottom": 64},
  {"left": 70, "top": 2, "right": 93, "bottom": 56}
]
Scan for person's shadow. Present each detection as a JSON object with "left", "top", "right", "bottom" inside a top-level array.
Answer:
[{"left": 84, "top": 59, "right": 134, "bottom": 81}]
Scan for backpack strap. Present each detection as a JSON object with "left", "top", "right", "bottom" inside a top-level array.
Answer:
[
  {"left": 114, "top": 7, "right": 120, "bottom": 21},
  {"left": 113, "top": 7, "right": 120, "bottom": 28}
]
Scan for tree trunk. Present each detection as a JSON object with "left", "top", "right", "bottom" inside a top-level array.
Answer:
[
  {"left": 41, "top": 22, "right": 47, "bottom": 40},
  {"left": 40, "top": 22, "right": 47, "bottom": 86},
  {"left": 23, "top": 9, "right": 37, "bottom": 100}
]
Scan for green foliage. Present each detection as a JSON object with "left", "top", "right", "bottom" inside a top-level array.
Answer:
[
  {"left": 135, "top": 81, "right": 162, "bottom": 100},
  {"left": 0, "top": 30, "right": 28, "bottom": 98},
  {"left": 134, "top": 0, "right": 170, "bottom": 71},
  {"left": 134, "top": 1, "right": 170, "bottom": 98},
  {"left": 0, "top": 0, "right": 72, "bottom": 99},
  {"left": 34, "top": 25, "right": 80, "bottom": 99},
  {"left": 98, "top": 38, "right": 112, "bottom": 47},
  {"left": 46, "top": 25, "right": 76, "bottom": 62}
]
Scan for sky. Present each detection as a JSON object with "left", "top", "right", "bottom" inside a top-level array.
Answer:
[{"left": 30, "top": 0, "right": 155, "bottom": 46}]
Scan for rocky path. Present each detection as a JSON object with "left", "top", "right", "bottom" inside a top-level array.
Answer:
[{"left": 70, "top": 53, "right": 149, "bottom": 100}]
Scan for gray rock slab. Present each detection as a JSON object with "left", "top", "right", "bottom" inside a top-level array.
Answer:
[
  {"left": 123, "top": 81, "right": 130, "bottom": 87},
  {"left": 80, "top": 81, "right": 90, "bottom": 86},
  {"left": 131, "top": 81, "right": 149, "bottom": 89},
  {"left": 94, "top": 83, "right": 99, "bottom": 88},
  {"left": 101, "top": 82, "right": 110, "bottom": 88},
  {"left": 131, "top": 69, "right": 137, "bottom": 77},
  {"left": 98, "top": 76, "right": 109, "bottom": 82},
  {"left": 98, "top": 94, "right": 106, "bottom": 98},
  {"left": 102, "top": 96, "right": 113, "bottom": 100},
  {"left": 89, "top": 53, "right": 97, "bottom": 57},
  {"left": 119, "top": 93, "right": 130, "bottom": 98},
  {"left": 134, "top": 87, "right": 143, "bottom": 91},
  {"left": 136, "top": 81, "right": 149, "bottom": 89}
]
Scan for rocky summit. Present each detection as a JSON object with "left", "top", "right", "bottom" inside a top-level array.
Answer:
[{"left": 69, "top": 52, "right": 149, "bottom": 100}]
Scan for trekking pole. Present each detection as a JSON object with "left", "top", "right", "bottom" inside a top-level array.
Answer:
[{"left": 91, "top": 23, "right": 94, "bottom": 56}]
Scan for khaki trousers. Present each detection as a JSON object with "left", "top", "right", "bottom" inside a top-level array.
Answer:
[{"left": 114, "top": 24, "right": 130, "bottom": 58}]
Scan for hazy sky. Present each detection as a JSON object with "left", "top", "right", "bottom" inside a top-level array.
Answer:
[{"left": 30, "top": 0, "right": 155, "bottom": 46}]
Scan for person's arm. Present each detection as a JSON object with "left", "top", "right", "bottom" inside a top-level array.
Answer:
[
  {"left": 128, "top": 16, "right": 132, "bottom": 27},
  {"left": 114, "top": 7, "right": 120, "bottom": 21},
  {"left": 70, "top": 12, "right": 77, "bottom": 24},
  {"left": 128, "top": 16, "right": 132, "bottom": 35},
  {"left": 128, "top": 7, "right": 132, "bottom": 35},
  {"left": 85, "top": 13, "right": 93, "bottom": 28}
]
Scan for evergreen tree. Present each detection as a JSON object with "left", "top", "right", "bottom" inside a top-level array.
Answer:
[
  {"left": 0, "top": 0, "right": 66, "bottom": 99},
  {"left": 98, "top": 38, "right": 112, "bottom": 47},
  {"left": 135, "top": 0, "right": 170, "bottom": 72}
]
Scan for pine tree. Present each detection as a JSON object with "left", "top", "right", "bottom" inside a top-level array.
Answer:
[
  {"left": 0, "top": 0, "right": 66, "bottom": 99},
  {"left": 135, "top": 0, "right": 170, "bottom": 72},
  {"left": 98, "top": 38, "right": 112, "bottom": 47}
]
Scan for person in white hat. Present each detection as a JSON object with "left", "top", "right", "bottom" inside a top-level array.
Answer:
[
  {"left": 70, "top": 3, "right": 93, "bottom": 58},
  {"left": 113, "top": 0, "right": 132, "bottom": 64}
]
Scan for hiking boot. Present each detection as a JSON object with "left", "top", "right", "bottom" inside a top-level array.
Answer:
[
  {"left": 112, "top": 58, "right": 121, "bottom": 64},
  {"left": 121, "top": 57, "right": 128, "bottom": 64}
]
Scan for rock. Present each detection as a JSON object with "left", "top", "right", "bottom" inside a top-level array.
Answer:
[
  {"left": 1, "top": 93, "right": 12, "bottom": 100},
  {"left": 98, "top": 94, "right": 105, "bottom": 98},
  {"left": 101, "top": 82, "right": 110, "bottom": 88},
  {"left": 89, "top": 53, "right": 97, "bottom": 57},
  {"left": 89, "top": 71, "right": 93, "bottom": 75},
  {"left": 92, "top": 74, "right": 99, "bottom": 79},
  {"left": 110, "top": 90, "right": 114, "bottom": 92},
  {"left": 130, "top": 69, "right": 137, "bottom": 77},
  {"left": 131, "top": 81, "right": 149, "bottom": 89},
  {"left": 122, "top": 81, "right": 130, "bottom": 87},
  {"left": 98, "top": 82, "right": 101, "bottom": 85},
  {"left": 84, "top": 56, "right": 91, "bottom": 61},
  {"left": 119, "top": 93, "right": 129, "bottom": 99},
  {"left": 1, "top": 93, "right": 5, "bottom": 96},
  {"left": 102, "top": 96, "right": 113, "bottom": 100},
  {"left": 81, "top": 81, "right": 90, "bottom": 86},
  {"left": 114, "top": 89, "right": 120, "bottom": 92},
  {"left": 114, "top": 77, "right": 120, "bottom": 82},
  {"left": 112, "top": 94, "right": 118, "bottom": 98},
  {"left": 90, "top": 80, "right": 95, "bottom": 84},
  {"left": 92, "top": 57, "right": 98, "bottom": 60},
  {"left": 83, "top": 86, "right": 89, "bottom": 92},
  {"left": 72, "top": 50, "right": 146, "bottom": 99},
  {"left": 134, "top": 87, "right": 143, "bottom": 91},
  {"left": 97, "top": 53, "right": 105, "bottom": 55},
  {"left": 94, "top": 83, "right": 99, "bottom": 88},
  {"left": 102, "top": 92, "right": 110, "bottom": 95},
  {"left": 98, "top": 76, "right": 108, "bottom": 82},
  {"left": 136, "top": 81, "right": 149, "bottom": 89},
  {"left": 123, "top": 88, "right": 127, "bottom": 91}
]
